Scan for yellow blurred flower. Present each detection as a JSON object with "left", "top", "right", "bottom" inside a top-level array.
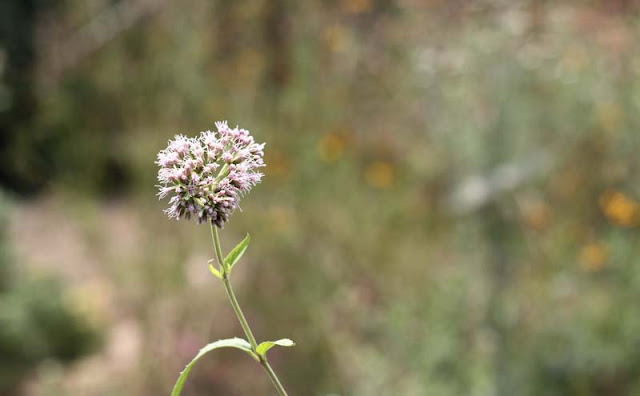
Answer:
[
  {"left": 365, "top": 161, "right": 395, "bottom": 189},
  {"left": 579, "top": 242, "right": 607, "bottom": 272},
  {"left": 317, "top": 133, "right": 345, "bottom": 163},
  {"left": 599, "top": 190, "right": 639, "bottom": 227}
]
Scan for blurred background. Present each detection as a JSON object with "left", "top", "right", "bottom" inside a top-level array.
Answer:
[{"left": 2, "top": 0, "right": 640, "bottom": 395}]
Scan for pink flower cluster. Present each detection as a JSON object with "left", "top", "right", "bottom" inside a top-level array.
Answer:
[{"left": 156, "top": 121, "right": 265, "bottom": 227}]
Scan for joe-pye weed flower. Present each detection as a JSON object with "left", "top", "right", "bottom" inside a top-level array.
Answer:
[
  {"left": 157, "top": 121, "right": 265, "bottom": 227},
  {"left": 157, "top": 122, "right": 293, "bottom": 396}
]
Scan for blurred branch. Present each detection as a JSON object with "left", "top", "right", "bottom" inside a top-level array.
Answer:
[
  {"left": 448, "top": 150, "right": 553, "bottom": 215},
  {"left": 39, "top": 0, "right": 169, "bottom": 87}
]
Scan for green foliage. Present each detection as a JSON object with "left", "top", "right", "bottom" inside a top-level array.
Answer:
[
  {"left": 256, "top": 339, "right": 295, "bottom": 357},
  {"left": 0, "top": 193, "right": 100, "bottom": 393},
  {"left": 0, "top": 277, "right": 99, "bottom": 362},
  {"left": 171, "top": 338, "right": 256, "bottom": 396},
  {"left": 207, "top": 259, "right": 222, "bottom": 279},
  {"left": 224, "top": 234, "right": 250, "bottom": 273}
]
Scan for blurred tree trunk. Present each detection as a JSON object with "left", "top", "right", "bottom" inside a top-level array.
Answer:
[{"left": 0, "top": 0, "right": 42, "bottom": 194}]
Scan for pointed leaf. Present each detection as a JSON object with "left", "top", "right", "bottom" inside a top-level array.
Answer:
[
  {"left": 208, "top": 263, "right": 221, "bottom": 279},
  {"left": 172, "top": 338, "right": 256, "bottom": 396},
  {"left": 224, "top": 234, "right": 250, "bottom": 271},
  {"left": 207, "top": 259, "right": 221, "bottom": 279},
  {"left": 256, "top": 338, "right": 295, "bottom": 356}
]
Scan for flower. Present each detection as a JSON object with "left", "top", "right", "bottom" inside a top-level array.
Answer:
[
  {"left": 599, "top": 189, "right": 639, "bottom": 227},
  {"left": 156, "top": 121, "right": 265, "bottom": 227}
]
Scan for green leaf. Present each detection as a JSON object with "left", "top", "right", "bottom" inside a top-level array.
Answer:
[
  {"left": 172, "top": 338, "right": 256, "bottom": 396},
  {"left": 207, "top": 259, "right": 221, "bottom": 279},
  {"left": 256, "top": 338, "right": 295, "bottom": 356},
  {"left": 208, "top": 264, "right": 221, "bottom": 279},
  {"left": 224, "top": 234, "right": 250, "bottom": 271}
]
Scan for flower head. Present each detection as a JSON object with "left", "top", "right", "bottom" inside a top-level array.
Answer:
[{"left": 156, "top": 121, "right": 265, "bottom": 227}]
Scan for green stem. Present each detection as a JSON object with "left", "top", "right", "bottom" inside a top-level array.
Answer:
[
  {"left": 210, "top": 222, "right": 225, "bottom": 273},
  {"left": 210, "top": 223, "right": 289, "bottom": 396},
  {"left": 221, "top": 274, "right": 258, "bottom": 351},
  {"left": 260, "top": 356, "right": 288, "bottom": 396}
]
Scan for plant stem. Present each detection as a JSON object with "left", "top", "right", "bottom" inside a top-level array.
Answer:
[
  {"left": 210, "top": 223, "right": 226, "bottom": 275},
  {"left": 210, "top": 223, "right": 289, "bottom": 396},
  {"left": 259, "top": 355, "right": 288, "bottom": 396},
  {"left": 221, "top": 273, "right": 258, "bottom": 350}
]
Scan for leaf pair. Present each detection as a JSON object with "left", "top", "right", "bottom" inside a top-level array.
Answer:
[
  {"left": 208, "top": 234, "right": 250, "bottom": 278},
  {"left": 171, "top": 337, "right": 295, "bottom": 396}
]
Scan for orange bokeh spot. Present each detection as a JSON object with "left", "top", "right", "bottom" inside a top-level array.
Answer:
[
  {"left": 365, "top": 161, "right": 395, "bottom": 189},
  {"left": 579, "top": 243, "right": 607, "bottom": 272},
  {"left": 317, "top": 133, "right": 346, "bottom": 163},
  {"left": 599, "top": 190, "right": 640, "bottom": 227}
]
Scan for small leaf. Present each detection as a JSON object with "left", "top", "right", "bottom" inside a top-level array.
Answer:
[
  {"left": 172, "top": 338, "right": 256, "bottom": 396},
  {"left": 224, "top": 234, "right": 250, "bottom": 271},
  {"left": 256, "top": 338, "right": 295, "bottom": 356},
  {"left": 208, "top": 261, "right": 221, "bottom": 279}
]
